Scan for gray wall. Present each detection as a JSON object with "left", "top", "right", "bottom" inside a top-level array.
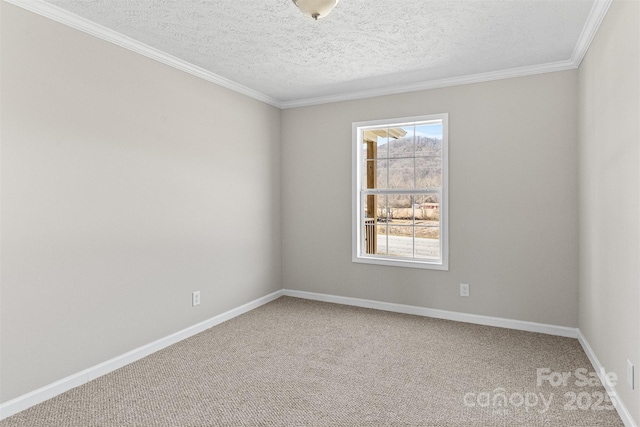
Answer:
[
  {"left": 3, "top": 0, "right": 637, "bottom": 421},
  {"left": 578, "top": 0, "right": 639, "bottom": 421},
  {"left": 0, "top": 3, "right": 282, "bottom": 402},
  {"left": 282, "top": 71, "right": 580, "bottom": 327}
]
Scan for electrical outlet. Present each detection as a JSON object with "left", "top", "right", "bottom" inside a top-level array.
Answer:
[
  {"left": 628, "top": 360, "right": 634, "bottom": 390},
  {"left": 460, "top": 283, "right": 470, "bottom": 297},
  {"left": 192, "top": 291, "right": 201, "bottom": 307}
]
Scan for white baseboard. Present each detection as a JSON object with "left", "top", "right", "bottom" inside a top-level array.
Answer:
[
  {"left": 283, "top": 289, "right": 578, "bottom": 338},
  {"left": 577, "top": 330, "right": 637, "bottom": 427},
  {"left": 5, "top": 289, "right": 633, "bottom": 427},
  {"left": 284, "top": 289, "right": 637, "bottom": 426},
  {"left": 0, "top": 289, "right": 284, "bottom": 421}
]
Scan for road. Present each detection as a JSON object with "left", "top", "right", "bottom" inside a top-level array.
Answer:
[{"left": 376, "top": 235, "right": 440, "bottom": 258}]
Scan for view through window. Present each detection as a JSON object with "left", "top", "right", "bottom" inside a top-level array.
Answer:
[{"left": 353, "top": 114, "right": 448, "bottom": 269}]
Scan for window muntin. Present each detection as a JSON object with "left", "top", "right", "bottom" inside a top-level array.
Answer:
[{"left": 353, "top": 114, "right": 448, "bottom": 270}]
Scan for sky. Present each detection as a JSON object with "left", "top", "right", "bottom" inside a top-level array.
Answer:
[{"left": 373, "top": 122, "right": 443, "bottom": 149}]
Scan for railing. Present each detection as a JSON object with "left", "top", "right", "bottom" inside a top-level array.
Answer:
[{"left": 365, "top": 218, "right": 376, "bottom": 254}]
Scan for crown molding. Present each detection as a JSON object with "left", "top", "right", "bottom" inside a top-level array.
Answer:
[
  {"left": 570, "top": 0, "right": 613, "bottom": 66},
  {"left": 5, "top": 0, "right": 612, "bottom": 110},
  {"left": 280, "top": 60, "right": 578, "bottom": 109},
  {"left": 3, "top": 0, "right": 283, "bottom": 108},
  {"left": 281, "top": 0, "right": 612, "bottom": 109}
]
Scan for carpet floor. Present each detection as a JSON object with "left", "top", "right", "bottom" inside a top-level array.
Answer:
[{"left": 0, "top": 296, "right": 625, "bottom": 426}]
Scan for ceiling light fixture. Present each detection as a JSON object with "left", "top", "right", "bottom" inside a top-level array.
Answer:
[{"left": 292, "top": 0, "right": 340, "bottom": 20}]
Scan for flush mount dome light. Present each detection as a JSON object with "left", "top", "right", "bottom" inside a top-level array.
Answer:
[{"left": 292, "top": 0, "right": 340, "bottom": 20}]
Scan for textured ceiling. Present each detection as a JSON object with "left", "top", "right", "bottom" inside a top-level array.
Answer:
[{"left": 37, "top": 0, "right": 597, "bottom": 106}]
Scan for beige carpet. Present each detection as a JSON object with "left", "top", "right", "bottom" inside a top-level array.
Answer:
[{"left": 0, "top": 297, "right": 624, "bottom": 426}]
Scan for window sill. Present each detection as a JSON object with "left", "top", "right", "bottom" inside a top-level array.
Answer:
[{"left": 353, "top": 254, "right": 449, "bottom": 271}]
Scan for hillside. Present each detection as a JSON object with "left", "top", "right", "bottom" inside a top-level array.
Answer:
[{"left": 370, "top": 136, "right": 442, "bottom": 203}]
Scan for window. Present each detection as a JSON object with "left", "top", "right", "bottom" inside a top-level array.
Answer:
[{"left": 352, "top": 114, "right": 448, "bottom": 270}]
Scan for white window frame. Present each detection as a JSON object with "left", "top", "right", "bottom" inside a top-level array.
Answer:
[{"left": 352, "top": 114, "right": 449, "bottom": 270}]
